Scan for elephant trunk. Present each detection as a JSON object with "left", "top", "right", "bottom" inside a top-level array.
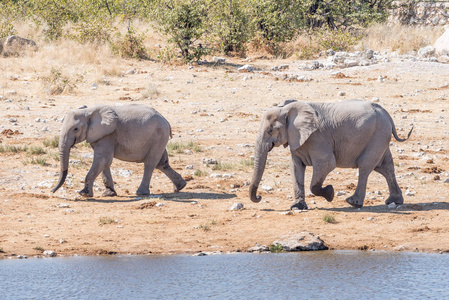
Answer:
[
  {"left": 51, "top": 135, "right": 72, "bottom": 193},
  {"left": 249, "top": 138, "right": 269, "bottom": 203}
]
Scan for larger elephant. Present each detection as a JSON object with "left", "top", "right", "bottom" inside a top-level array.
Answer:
[
  {"left": 249, "top": 100, "right": 413, "bottom": 210},
  {"left": 51, "top": 104, "right": 186, "bottom": 197}
]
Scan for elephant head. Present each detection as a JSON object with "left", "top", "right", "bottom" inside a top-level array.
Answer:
[
  {"left": 51, "top": 106, "right": 118, "bottom": 193},
  {"left": 249, "top": 101, "right": 318, "bottom": 203}
]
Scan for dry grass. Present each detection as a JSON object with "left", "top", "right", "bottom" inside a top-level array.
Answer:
[{"left": 358, "top": 23, "right": 444, "bottom": 53}]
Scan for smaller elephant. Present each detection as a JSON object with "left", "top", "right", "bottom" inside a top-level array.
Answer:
[
  {"left": 51, "top": 104, "right": 186, "bottom": 197},
  {"left": 249, "top": 99, "right": 413, "bottom": 210}
]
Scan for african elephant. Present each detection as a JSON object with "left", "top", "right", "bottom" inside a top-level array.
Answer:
[
  {"left": 51, "top": 104, "right": 186, "bottom": 197},
  {"left": 249, "top": 99, "right": 413, "bottom": 210}
]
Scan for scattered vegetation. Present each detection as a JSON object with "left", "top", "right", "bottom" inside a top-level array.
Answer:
[
  {"left": 199, "top": 220, "right": 217, "bottom": 231},
  {"left": 167, "top": 141, "right": 202, "bottom": 155},
  {"left": 99, "top": 217, "right": 117, "bottom": 226},
  {"left": 0, "top": 144, "right": 28, "bottom": 153},
  {"left": 269, "top": 244, "right": 284, "bottom": 253},
  {"left": 323, "top": 214, "right": 337, "bottom": 224},
  {"left": 43, "top": 136, "right": 59, "bottom": 148},
  {"left": 194, "top": 169, "right": 208, "bottom": 177},
  {"left": 0, "top": 247, "right": 4, "bottom": 253},
  {"left": 212, "top": 161, "right": 236, "bottom": 171},
  {"left": 23, "top": 157, "right": 47, "bottom": 166},
  {"left": 33, "top": 246, "right": 45, "bottom": 252},
  {"left": 27, "top": 146, "right": 46, "bottom": 155},
  {"left": 40, "top": 67, "right": 83, "bottom": 95}
]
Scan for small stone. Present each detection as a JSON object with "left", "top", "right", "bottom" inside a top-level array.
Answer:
[
  {"left": 388, "top": 202, "right": 397, "bottom": 209},
  {"left": 43, "top": 250, "right": 56, "bottom": 257},
  {"left": 280, "top": 211, "right": 293, "bottom": 215},
  {"left": 57, "top": 203, "right": 70, "bottom": 208},
  {"left": 230, "top": 203, "right": 244, "bottom": 210},
  {"left": 59, "top": 239, "right": 66, "bottom": 244},
  {"left": 338, "top": 91, "right": 346, "bottom": 97},
  {"left": 35, "top": 118, "right": 41, "bottom": 122},
  {"left": 186, "top": 165, "right": 194, "bottom": 170},
  {"left": 238, "top": 64, "right": 254, "bottom": 72},
  {"left": 9, "top": 117, "right": 17, "bottom": 123},
  {"left": 155, "top": 203, "right": 164, "bottom": 207},
  {"left": 405, "top": 190, "right": 415, "bottom": 196},
  {"left": 213, "top": 56, "right": 226, "bottom": 63},
  {"left": 248, "top": 244, "right": 269, "bottom": 252},
  {"left": 371, "top": 97, "right": 380, "bottom": 103},
  {"left": 91, "top": 83, "right": 98, "bottom": 90},
  {"left": 377, "top": 75, "right": 384, "bottom": 83},
  {"left": 262, "top": 185, "right": 273, "bottom": 191},
  {"left": 336, "top": 191, "right": 346, "bottom": 196}
]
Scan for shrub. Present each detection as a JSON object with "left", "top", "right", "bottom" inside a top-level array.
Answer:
[
  {"left": 153, "top": 0, "right": 210, "bottom": 62},
  {"left": 323, "top": 214, "right": 337, "bottom": 224},
  {"left": 40, "top": 67, "right": 82, "bottom": 95},
  {"left": 43, "top": 136, "right": 59, "bottom": 148},
  {"left": 110, "top": 26, "right": 148, "bottom": 59},
  {"left": 209, "top": 0, "right": 250, "bottom": 56}
]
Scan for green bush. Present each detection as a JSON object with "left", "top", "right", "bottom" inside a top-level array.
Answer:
[
  {"left": 153, "top": 0, "right": 210, "bottom": 62},
  {"left": 110, "top": 27, "right": 148, "bottom": 59}
]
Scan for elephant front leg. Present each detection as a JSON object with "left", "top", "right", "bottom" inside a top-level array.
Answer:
[
  {"left": 79, "top": 140, "right": 114, "bottom": 198},
  {"left": 290, "top": 155, "right": 307, "bottom": 210},
  {"left": 310, "top": 159, "right": 336, "bottom": 202},
  {"left": 101, "top": 167, "right": 117, "bottom": 197}
]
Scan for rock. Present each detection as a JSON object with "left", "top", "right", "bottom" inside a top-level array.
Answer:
[
  {"left": 418, "top": 46, "right": 435, "bottom": 58},
  {"left": 91, "top": 83, "right": 98, "bottom": 90},
  {"left": 43, "top": 250, "right": 56, "bottom": 257},
  {"left": 435, "top": 28, "right": 449, "bottom": 56},
  {"left": 338, "top": 91, "right": 346, "bottom": 97},
  {"left": 193, "top": 252, "right": 207, "bottom": 256},
  {"left": 230, "top": 203, "right": 244, "bottom": 210},
  {"left": 57, "top": 203, "right": 70, "bottom": 208},
  {"left": 344, "top": 59, "right": 359, "bottom": 68},
  {"left": 126, "top": 68, "right": 136, "bottom": 74},
  {"left": 185, "top": 165, "right": 194, "bottom": 170},
  {"left": 336, "top": 191, "right": 346, "bottom": 196},
  {"left": 326, "top": 49, "right": 336, "bottom": 56},
  {"left": 155, "top": 203, "right": 164, "bottom": 207},
  {"left": 9, "top": 117, "right": 17, "bottom": 123},
  {"left": 261, "top": 185, "right": 273, "bottom": 191},
  {"left": 388, "top": 202, "right": 397, "bottom": 209},
  {"left": 248, "top": 244, "right": 270, "bottom": 253},
  {"left": 238, "top": 64, "right": 254, "bottom": 72},
  {"left": 202, "top": 158, "right": 218, "bottom": 164},
  {"left": 371, "top": 97, "right": 380, "bottom": 103},
  {"left": 272, "top": 232, "right": 328, "bottom": 251},
  {"left": 1, "top": 35, "right": 37, "bottom": 57},
  {"left": 362, "top": 49, "right": 374, "bottom": 59},
  {"left": 213, "top": 56, "right": 226, "bottom": 63},
  {"left": 405, "top": 190, "right": 415, "bottom": 196}
]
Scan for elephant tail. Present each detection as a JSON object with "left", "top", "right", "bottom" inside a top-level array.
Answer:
[
  {"left": 392, "top": 122, "right": 413, "bottom": 142},
  {"left": 169, "top": 123, "right": 173, "bottom": 139}
]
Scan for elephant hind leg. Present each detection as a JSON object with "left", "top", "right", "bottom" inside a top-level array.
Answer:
[
  {"left": 156, "top": 149, "right": 186, "bottom": 192},
  {"left": 374, "top": 149, "right": 403, "bottom": 205},
  {"left": 310, "top": 159, "right": 336, "bottom": 202}
]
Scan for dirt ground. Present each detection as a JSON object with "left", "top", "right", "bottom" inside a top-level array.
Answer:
[{"left": 1, "top": 52, "right": 449, "bottom": 258}]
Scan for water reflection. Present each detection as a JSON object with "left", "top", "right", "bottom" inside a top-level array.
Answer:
[{"left": 1, "top": 251, "right": 448, "bottom": 299}]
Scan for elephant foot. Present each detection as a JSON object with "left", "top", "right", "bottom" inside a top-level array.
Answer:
[
  {"left": 102, "top": 189, "right": 117, "bottom": 197},
  {"left": 78, "top": 187, "right": 93, "bottom": 198},
  {"left": 323, "top": 185, "right": 334, "bottom": 202},
  {"left": 385, "top": 194, "right": 404, "bottom": 205},
  {"left": 136, "top": 187, "right": 150, "bottom": 196},
  {"left": 346, "top": 196, "right": 364, "bottom": 208},
  {"left": 291, "top": 201, "right": 308, "bottom": 211},
  {"left": 174, "top": 179, "right": 187, "bottom": 193}
]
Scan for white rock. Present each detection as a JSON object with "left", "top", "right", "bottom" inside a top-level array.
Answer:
[
  {"left": 185, "top": 165, "right": 194, "bottom": 170},
  {"left": 336, "top": 191, "right": 346, "bottom": 196},
  {"left": 213, "top": 56, "right": 226, "bottom": 63},
  {"left": 238, "top": 64, "right": 254, "bottom": 72},
  {"left": 230, "top": 203, "right": 244, "bottom": 210},
  {"left": 91, "top": 83, "right": 98, "bottom": 90},
  {"left": 388, "top": 202, "right": 397, "bottom": 209},
  {"left": 371, "top": 97, "right": 380, "bottom": 103},
  {"left": 418, "top": 46, "right": 435, "bottom": 58},
  {"left": 262, "top": 185, "right": 273, "bottom": 191},
  {"left": 43, "top": 250, "right": 56, "bottom": 257},
  {"left": 155, "top": 203, "right": 164, "bottom": 207}
]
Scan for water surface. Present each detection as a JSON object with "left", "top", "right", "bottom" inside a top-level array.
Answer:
[{"left": 1, "top": 251, "right": 448, "bottom": 299}]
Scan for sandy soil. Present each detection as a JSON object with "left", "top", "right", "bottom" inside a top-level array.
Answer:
[{"left": 1, "top": 53, "right": 449, "bottom": 258}]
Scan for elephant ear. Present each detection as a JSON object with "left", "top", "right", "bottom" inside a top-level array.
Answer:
[
  {"left": 284, "top": 102, "right": 318, "bottom": 151},
  {"left": 86, "top": 106, "right": 118, "bottom": 143}
]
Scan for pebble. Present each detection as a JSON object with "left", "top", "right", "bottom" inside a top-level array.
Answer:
[
  {"left": 336, "top": 191, "right": 346, "bottom": 196},
  {"left": 230, "top": 203, "right": 244, "bottom": 210},
  {"left": 238, "top": 64, "right": 254, "bottom": 72},
  {"left": 338, "top": 91, "right": 346, "bottom": 96},
  {"left": 388, "top": 203, "right": 397, "bottom": 209},
  {"left": 261, "top": 185, "right": 273, "bottom": 191},
  {"left": 185, "top": 165, "right": 194, "bottom": 170}
]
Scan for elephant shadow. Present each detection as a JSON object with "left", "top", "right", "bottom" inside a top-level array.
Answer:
[
  {"left": 317, "top": 202, "right": 449, "bottom": 214},
  {"left": 79, "top": 191, "right": 237, "bottom": 203}
]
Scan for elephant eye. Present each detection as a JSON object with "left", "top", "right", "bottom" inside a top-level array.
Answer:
[{"left": 74, "top": 127, "right": 78, "bottom": 131}]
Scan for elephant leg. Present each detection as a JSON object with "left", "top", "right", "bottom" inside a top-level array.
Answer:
[
  {"left": 346, "top": 147, "right": 384, "bottom": 208},
  {"left": 79, "top": 139, "right": 114, "bottom": 198},
  {"left": 374, "top": 149, "right": 403, "bottom": 205},
  {"left": 136, "top": 160, "right": 158, "bottom": 196},
  {"left": 290, "top": 155, "right": 307, "bottom": 210},
  {"left": 310, "top": 158, "right": 336, "bottom": 202},
  {"left": 156, "top": 150, "right": 186, "bottom": 192},
  {"left": 101, "top": 167, "right": 117, "bottom": 197}
]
